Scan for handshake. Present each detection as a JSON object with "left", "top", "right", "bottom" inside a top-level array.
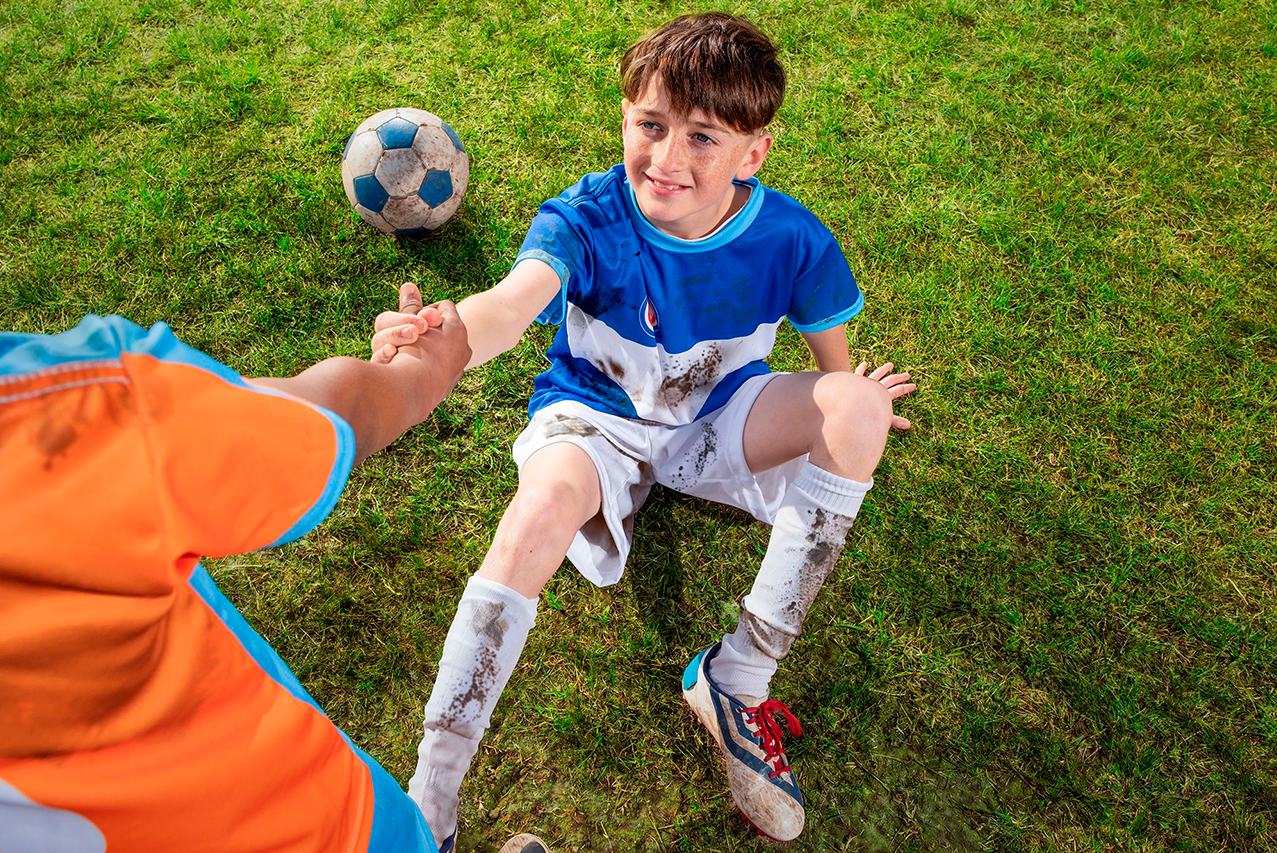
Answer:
[{"left": 367, "top": 281, "right": 468, "bottom": 371}]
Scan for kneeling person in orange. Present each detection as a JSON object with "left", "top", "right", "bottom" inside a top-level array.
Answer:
[{"left": 0, "top": 298, "right": 541, "bottom": 853}]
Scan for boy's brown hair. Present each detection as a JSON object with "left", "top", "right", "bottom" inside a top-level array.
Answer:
[{"left": 620, "top": 13, "right": 786, "bottom": 134}]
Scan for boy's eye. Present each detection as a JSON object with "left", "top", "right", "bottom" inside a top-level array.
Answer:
[
  {"left": 640, "top": 121, "right": 662, "bottom": 132},
  {"left": 693, "top": 133, "right": 714, "bottom": 145}
]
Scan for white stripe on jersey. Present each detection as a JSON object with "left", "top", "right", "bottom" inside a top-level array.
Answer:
[
  {"left": 0, "top": 777, "right": 106, "bottom": 853},
  {"left": 564, "top": 303, "right": 783, "bottom": 424}
]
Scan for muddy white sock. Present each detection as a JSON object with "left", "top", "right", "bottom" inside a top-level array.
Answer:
[
  {"left": 709, "top": 463, "right": 871, "bottom": 700},
  {"left": 407, "top": 575, "right": 536, "bottom": 845}
]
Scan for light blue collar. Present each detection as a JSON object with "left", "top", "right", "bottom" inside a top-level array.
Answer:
[{"left": 624, "top": 175, "right": 765, "bottom": 253}]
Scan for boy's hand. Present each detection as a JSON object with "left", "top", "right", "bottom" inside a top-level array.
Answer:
[
  {"left": 855, "top": 361, "right": 915, "bottom": 431},
  {"left": 389, "top": 299, "right": 470, "bottom": 392},
  {"left": 370, "top": 282, "right": 444, "bottom": 364}
]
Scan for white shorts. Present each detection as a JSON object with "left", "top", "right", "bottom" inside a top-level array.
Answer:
[{"left": 511, "top": 373, "right": 805, "bottom": 587}]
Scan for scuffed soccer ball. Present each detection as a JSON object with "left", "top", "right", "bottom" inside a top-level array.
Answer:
[{"left": 341, "top": 108, "right": 469, "bottom": 237}]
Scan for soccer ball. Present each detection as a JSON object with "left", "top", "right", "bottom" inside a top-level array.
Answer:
[{"left": 341, "top": 108, "right": 469, "bottom": 237}]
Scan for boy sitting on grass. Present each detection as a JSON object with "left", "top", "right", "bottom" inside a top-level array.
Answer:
[{"left": 373, "top": 12, "right": 915, "bottom": 846}]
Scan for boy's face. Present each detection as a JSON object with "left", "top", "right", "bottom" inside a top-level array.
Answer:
[{"left": 621, "top": 83, "right": 773, "bottom": 241}]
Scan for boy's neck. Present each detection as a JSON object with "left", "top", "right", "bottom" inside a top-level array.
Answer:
[{"left": 642, "top": 182, "right": 752, "bottom": 241}]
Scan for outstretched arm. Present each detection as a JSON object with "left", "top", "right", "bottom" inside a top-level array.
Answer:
[
  {"left": 370, "top": 260, "right": 561, "bottom": 370},
  {"left": 252, "top": 300, "right": 471, "bottom": 465}
]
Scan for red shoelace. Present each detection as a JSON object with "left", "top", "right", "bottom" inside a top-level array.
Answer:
[{"left": 742, "top": 698, "right": 802, "bottom": 778}]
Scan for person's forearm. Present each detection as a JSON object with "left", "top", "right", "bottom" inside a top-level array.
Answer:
[
  {"left": 813, "top": 348, "right": 852, "bottom": 373},
  {"left": 802, "top": 324, "right": 853, "bottom": 373},
  {"left": 251, "top": 357, "right": 452, "bottom": 464},
  {"left": 456, "top": 289, "right": 527, "bottom": 369}
]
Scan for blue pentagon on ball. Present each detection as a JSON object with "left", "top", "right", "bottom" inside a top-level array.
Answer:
[
  {"left": 352, "top": 174, "right": 390, "bottom": 213},
  {"left": 418, "top": 169, "right": 453, "bottom": 207},
  {"left": 440, "top": 121, "right": 465, "bottom": 153},
  {"left": 376, "top": 116, "right": 419, "bottom": 149}
]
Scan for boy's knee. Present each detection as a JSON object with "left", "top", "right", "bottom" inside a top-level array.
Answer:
[
  {"left": 814, "top": 372, "right": 892, "bottom": 439},
  {"left": 507, "top": 475, "right": 597, "bottom": 536}
]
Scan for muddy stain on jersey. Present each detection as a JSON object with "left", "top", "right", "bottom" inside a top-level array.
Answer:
[
  {"left": 659, "top": 345, "right": 723, "bottom": 408},
  {"left": 601, "top": 357, "right": 627, "bottom": 382}
]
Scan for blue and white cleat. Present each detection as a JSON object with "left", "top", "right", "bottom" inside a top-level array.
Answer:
[{"left": 682, "top": 643, "right": 806, "bottom": 842}]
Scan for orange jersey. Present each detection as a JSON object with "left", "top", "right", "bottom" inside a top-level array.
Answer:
[{"left": 0, "top": 316, "right": 435, "bottom": 853}]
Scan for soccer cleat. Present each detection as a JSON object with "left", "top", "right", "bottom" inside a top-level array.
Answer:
[
  {"left": 682, "top": 643, "right": 806, "bottom": 842},
  {"left": 498, "top": 834, "right": 552, "bottom": 853}
]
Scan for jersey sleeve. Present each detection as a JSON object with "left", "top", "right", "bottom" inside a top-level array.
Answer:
[
  {"left": 125, "top": 320, "right": 356, "bottom": 555},
  {"left": 786, "top": 227, "right": 864, "bottom": 333},
  {"left": 0, "top": 315, "right": 354, "bottom": 564},
  {"left": 514, "top": 198, "right": 594, "bottom": 325}
]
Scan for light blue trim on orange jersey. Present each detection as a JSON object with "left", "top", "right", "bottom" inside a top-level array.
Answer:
[
  {"left": 258, "top": 394, "right": 355, "bottom": 549},
  {"left": 788, "top": 291, "right": 866, "bottom": 333},
  {"left": 514, "top": 250, "right": 572, "bottom": 325},
  {"left": 189, "top": 567, "right": 438, "bottom": 853},
  {"left": 189, "top": 566, "right": 328, "bottom": 716},
  {"left": 0, "top": 315, "right": 152, "bottom": 378},
  {"left": 623, "top": 176, "right": 765, "bottom": 253}
]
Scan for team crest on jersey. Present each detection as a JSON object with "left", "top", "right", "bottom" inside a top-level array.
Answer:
[{"left": 640, "top": 297, "right": 658, "bottom": 337}]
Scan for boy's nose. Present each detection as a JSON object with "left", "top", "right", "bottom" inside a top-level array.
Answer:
[{"left": 652, "top": 135, "right": 687, "bottom": 173}]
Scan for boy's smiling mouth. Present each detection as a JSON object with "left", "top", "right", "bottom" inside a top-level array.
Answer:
[{"left": 645, "top": 173, "right": 689, "bottom": 193}]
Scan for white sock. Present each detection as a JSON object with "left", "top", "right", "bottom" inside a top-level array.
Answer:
[
  {"left": 709, "top": 463, "right": 871, "bottom": 700},
  {"left": 407, "top": 575, "right": 537, "bottom": 845}
]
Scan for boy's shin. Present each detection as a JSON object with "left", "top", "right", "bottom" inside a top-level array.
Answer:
[
  {"left": 407, "top": 574, "right": 537, "bottom": 841},
  {"left": 711, "top": 463, "right": 870, "bottom": 699}
]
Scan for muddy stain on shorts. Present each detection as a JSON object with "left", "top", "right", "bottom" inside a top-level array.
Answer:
[
  {"left": 670, "top": 421, "right": 719, "bottom": 490},
  {"left": 542, "top": 413, "right": 601, "bottom": 439},
  {"left": 693, "top": 422, "right": 718, "bottom": 478}
]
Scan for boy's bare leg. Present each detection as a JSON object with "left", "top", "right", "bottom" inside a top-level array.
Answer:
[
  {"left": 712, "top": 369, "right": 901, "bottom": 700},
  {"left": 474, "top": 443, "right": 602, "bottom": 597},
  {"left": 742, "top": 370, "right": 895, "bottom": 480},
  {"left": 409, "top": 443, "right": 600, "bottom": 848}
]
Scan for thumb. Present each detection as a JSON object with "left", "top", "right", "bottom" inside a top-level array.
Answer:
[
  {"left": 399, "top": 282, "right": 424, "bottom": 315},
  {"left": 431, "top": 300, "right": 461, "bottom": 323}
]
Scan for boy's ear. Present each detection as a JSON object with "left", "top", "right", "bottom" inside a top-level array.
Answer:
[
  {"left": 735, "top": 130, "right": 773, "bottom": 181},
  {"left": 620, "top": 98, "right": 631, "bottom": 130}
]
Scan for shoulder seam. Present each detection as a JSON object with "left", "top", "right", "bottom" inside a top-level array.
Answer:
[
  {"left": 564, "top": 170, "right": 620, "bottom": 210},
  {"left": 0, "top": 374, "right": 129, "bottom": 406},
  {"left": 0, "top": 358, "right": 123, "bottom": 387}
]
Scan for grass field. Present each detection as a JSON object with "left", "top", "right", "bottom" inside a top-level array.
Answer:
[{"left": 3, "top": 0, "right": 1275, "bottom": 849}]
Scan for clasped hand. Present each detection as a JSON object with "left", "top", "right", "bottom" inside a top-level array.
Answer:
[{"left": 370, "top": 283, "right": 469, "bottom": 380}]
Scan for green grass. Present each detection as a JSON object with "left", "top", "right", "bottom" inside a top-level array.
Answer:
[{"left": 3, "top": 0, "right": 1275, "bottom": 849}]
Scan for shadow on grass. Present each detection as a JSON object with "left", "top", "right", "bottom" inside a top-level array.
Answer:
[
  {"left": 624, "top": 486, "right": 698, "bottom": 651},
  {"left": 394, "top": 209, "right": 498, "bottom": 300}
]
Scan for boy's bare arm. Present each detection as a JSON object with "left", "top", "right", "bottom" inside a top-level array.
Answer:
[
  {"left": 252, "top": 301, "right": 470, "bottom": 465},
  {"left": 801, "top": 325, "right": 854, "bottom": 373},
  {"left": 371, "top": 261, "right": 561, "bottom": 370}
]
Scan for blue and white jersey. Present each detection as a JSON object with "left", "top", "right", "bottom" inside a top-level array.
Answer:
[{"left": 516, "top": 164, "right": 862, "bottom": 426}]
